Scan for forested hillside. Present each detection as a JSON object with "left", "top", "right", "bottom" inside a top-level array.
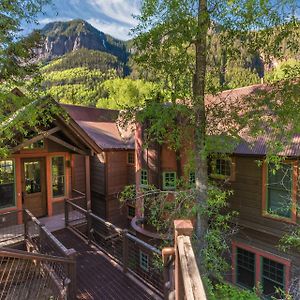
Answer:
[{"left": 38, "top": 19, "right": 300, "bottom": 109}]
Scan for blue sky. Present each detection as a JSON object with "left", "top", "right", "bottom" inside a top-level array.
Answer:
[{"left": 24, "top": 0, "right": 141, "bottom": 40}]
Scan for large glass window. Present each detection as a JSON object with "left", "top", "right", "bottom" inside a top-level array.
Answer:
[
  {"left": 236, "top": 247, "right": 255, "bottom": 289},
  {"left": 0, "top": 160, "right": 15, "bottom": 208},
  {"left": 267, "top": 163, "right": 293, "bottom": 218},
  {"left": 262, "top": 258, "right": 285, "bottom": 299},
  {"left": 51, "top": 156, "right": 65, "bottom": 198},
  {"left": 234, "top": 245, "right": 287, "bottom": 299}
]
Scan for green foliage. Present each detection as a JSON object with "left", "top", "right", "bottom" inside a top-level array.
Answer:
[
  {"left": 266, "top": 59, "right": 300, "bottom": 82},
  {"left": 0, "top": 0, "right": 64, "bottom": 157},
  {"left": 97, "top": 78, "right": 160, "bottom": 109},
  {"left": 209, "top": 283, "right": 259, "bottom": 300},
  {"left": 42, "top": 49, "right": 124, "bottom": 74}
]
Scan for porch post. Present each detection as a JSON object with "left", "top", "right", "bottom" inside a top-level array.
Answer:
[{"left": 85, "top": 155, "right": 91, "bottom": 210}]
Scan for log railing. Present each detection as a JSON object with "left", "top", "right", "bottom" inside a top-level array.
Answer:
[
  {"left": 0, "top": 209, "right": 77, "bottom": 299},
  {"left": 162, "top": 220, "right": 207, "bottom": 300},
  {"left": 65, "top": 198, "right": 164, "bottom": 295}
]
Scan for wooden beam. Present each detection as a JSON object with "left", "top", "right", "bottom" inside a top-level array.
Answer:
[
  {"left": 54, "top": 120, "right": 86, "bottom": 151},
  {"left": 12, "top": 127, "right": 60, "bottom": 153},
  {"left": 85, "top": 155, "right": 91, "bottom": 210},
  {"left": 47, "top": 135, "right": 87, "bottom": 155}
]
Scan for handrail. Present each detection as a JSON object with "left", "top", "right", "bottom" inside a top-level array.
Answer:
[
  {"left": 65, "top": 198, "right": 164, "bottom": 295},
  {"left": 162, "top": 220, "right": 207, "bottom": 300},
  {"left": 0, "top": 247, "right": 75, "bottom": 264},
  {"left": 65, "top": 199, "right": 87, "bottom": 215},
  {"left": 177, "top": 235, "right": 206, "bottom": 300}
]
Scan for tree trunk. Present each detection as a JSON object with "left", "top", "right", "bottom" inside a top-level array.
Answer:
[{"left": 193, "top": 0, "right": 209, "bottom": 273}]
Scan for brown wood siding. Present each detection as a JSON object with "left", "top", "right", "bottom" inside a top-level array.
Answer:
[
  {"left": 72, "top": 155, "right": 86, "bottom": 193},
  {"left": 105, "top": 151, "right": 135, "bottom": 227},
  {"left": 91, "top": 154, "right": 105, "bottom": 195},
  {"left": 106, "top": 194, "right": 127, "bottom": 228},
  {"left": 230, "top": 156, "right": 299, "bottom": 237},
  {"left": 91, "top": 191, "right": 106, "bottom": 218}
]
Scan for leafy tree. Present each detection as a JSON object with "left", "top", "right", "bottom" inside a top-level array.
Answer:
[
  {"left": 133, "top": 0, "right": 299, "bottom": 281},
  {"left": 0, "top": 0, "right": 60, "bottom": 157},
  {"left": 97, "top": 78, "right": 159, "bottom": 109}
]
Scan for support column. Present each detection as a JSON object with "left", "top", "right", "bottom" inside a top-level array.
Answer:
[
  {"left": 85, "top": 155, "right": 91, "bottom": 210},
  {"left": 135, "top": 123, "right": 143, "bottom": 217}
]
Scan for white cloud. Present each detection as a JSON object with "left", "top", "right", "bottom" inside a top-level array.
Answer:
[
  {"left": 87, "top": 18, "right": 131, "bottom": 40},
  {"left": 89, "top": 0, "right": 140, "bottom": 26},
  {"left": 38, "top": 17, "right": 72, "bottom": 25}
]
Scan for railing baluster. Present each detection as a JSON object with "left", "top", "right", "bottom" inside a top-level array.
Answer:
[
  {"left": 64, "top": 199, "right": 69, "bottom": 228},
  {"left": 122, "top": 229, "right": 129, "bottom": 273}
]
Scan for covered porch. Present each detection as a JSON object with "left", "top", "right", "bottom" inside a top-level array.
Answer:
[{"left": 0, "top": 113, "right": 96, "bottom": 219}]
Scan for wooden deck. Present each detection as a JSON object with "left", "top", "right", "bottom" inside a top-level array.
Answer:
[{"left": 54, "top": 229, "right": 160, "bottom": 300}]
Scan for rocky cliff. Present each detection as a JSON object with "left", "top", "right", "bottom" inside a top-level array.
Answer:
[{"left": 36, "top": 19, "right": 130, "bottom": 63}]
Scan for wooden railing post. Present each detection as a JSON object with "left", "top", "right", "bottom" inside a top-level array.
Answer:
[
  {"left": 162, "top": 247, "right": 175, "bottom": 300},
  {"left": 174, "top": 220, "right": 194, "bottom": 300},
  {"left": 87, "top": 210, "right": 92, "bottom": 244},
  {"left": 23, "top": 210, "right": 28, "bottom": 240},
  {"left": 64, "top": 199, "right": 69, "bottom": 228},
  {"left": 66, "top": 248, "right": 77, "bottom": 300},
  {"left": 122, "top": 229, "right": 129, "bottom": 273}
]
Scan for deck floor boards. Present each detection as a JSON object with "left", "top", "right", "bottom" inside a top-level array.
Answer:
[{"left": 54, "top": 229, "right": 157, "bottom": 300}]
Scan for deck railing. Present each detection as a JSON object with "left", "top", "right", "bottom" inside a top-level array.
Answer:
[
  {"left": 162, "top": 220, "right": 207, "bottom": 300},
  {"left": 0, "top": 247, "right": 74, "bottom": 300},
  {"left": 65, "top": 198, "right": 164, "bottom": 295},
  {"left": 0, "top": 209, "right": 77, "bottom": 299}
]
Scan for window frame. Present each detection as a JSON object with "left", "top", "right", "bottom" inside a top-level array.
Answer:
[
  {"left": 127, "top": 152, "right": 135, "bottom": 165},
  {"left": 139, "top": 250, "right": 149, "bottom": 272},
  {"left": 232, "top": 241, "right": 290, "bottom": 297},
  {"left": 51, "top": 155, "right": 66, "bottom": 199},
  {"left": 262, "top": 161, "right": 297, "bottom": 223},
  {"left": 162, "top": 171, "right": 177, "bottom": 190},
  {"left": 0, "top": 159, "right": 16, "bottom": 209},
  {"left": 140, "top": 169, "right": 148, "bottom": 188},
  {"left": 210, "top": 157, "right": 232, "bottom": 180},
  {"left": 189, "top": 171, "right": 196, "bottom": 187}
]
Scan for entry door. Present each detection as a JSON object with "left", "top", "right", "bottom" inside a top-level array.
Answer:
[{"left": 21, "top": 158, "right": 47, "bottom": 217}]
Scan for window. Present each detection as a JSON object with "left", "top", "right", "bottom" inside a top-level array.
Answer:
[
  {"left": 210, "top": 158, "right": 231, "bottom": 179},
  {"left": 127, "top": 152, "right": 135, "bottom": 165},
  {"left": 0, "top": 160, "right": 15, "bottom": 208},
  {"left": 189, "top": 171, "right": 195, "bottom": 186},
  {"left": 24, "top": 161, "right": 41, "bottom": 194},
  {"left": 262, "top": 257, "right": 285, "bottom": 298},
  {"left": 236, "top": 248, "right": 255, "bottom": 289},
  {"left": 266, "top": 163, "right": 293, "bottom": 219},
  {"left": 51, "top": 156, "right": 65, "bottom": 198},
  {"left": 128, "top": 205, "right": 135, "bottom": 218},
  {"left": 163, "top": 172, "right": 176, "bottom": 190},
  {"left": 139, "top": 251, "right": 149, "bottom": 271},
  {"left": 233, "top": 243, "right": 288, "bottom": 299},
  {"left": 23, "top": 140, "right": 44, "bottom": 150},
  {"left": 140, "top": 169, "right": 148, "bottom": 187}
]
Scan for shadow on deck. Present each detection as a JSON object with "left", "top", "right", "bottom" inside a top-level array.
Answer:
[{"left": 54, "top": 229, "right": 159, "bottom": 300}]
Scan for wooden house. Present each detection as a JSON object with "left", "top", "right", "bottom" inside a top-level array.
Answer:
[
  {"left": 134, "top": 84, "right": 300, "bottom": 299},
  {"left": 0, "top": 98, "right": 135, "bottom": 228},
  {"left": 63, "top": 104, "right": 135, "bottom": 227}
]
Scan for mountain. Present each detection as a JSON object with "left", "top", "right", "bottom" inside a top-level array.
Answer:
[{"left": 36, "top": 19, "right": 131, "bottom": 63}]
